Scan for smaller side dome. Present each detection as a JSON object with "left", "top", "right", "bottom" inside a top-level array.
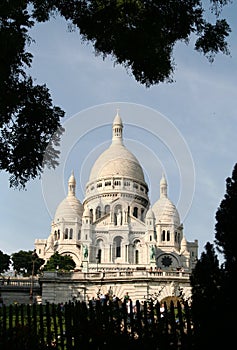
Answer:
[
  {"left": 152, "top": 197, "right": 180, "bottom": 226},
  {"left": 54, "top": 196, "right": 83, "bottom": 221},
  {"left": 146, "top": 207, "right": 155, "bottom": 219},
  {"left": 54, "top": 173, "right": 83, "bottom": 221},
  {"left": 152, "top": 174, "right": 180, "bottom": 226}
]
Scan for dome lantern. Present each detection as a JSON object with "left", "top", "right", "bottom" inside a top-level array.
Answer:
[
  {"left": 68, "top": 171, "right": 76, "bottom": 196},
  {"left": 112, "top": 110, "right": 123, "bottom": 144},
  {"left": 160, "top": 173, "right": 167, "bottom": 198}
]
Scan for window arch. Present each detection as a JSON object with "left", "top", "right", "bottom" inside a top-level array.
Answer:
[
  {"left": 104, "top": 205, "right": 110, "bottom": 214},
  {"left": 114, "top": 236, "right": 122, "bottom": 258},
  {"left": 133, "top": 207, "right": 138, "bottom": 218},
  {"left": 167, "top": 230, "right": 170, "bottom": 241},
  {"left": 135, "top": 250, "right": 139, "bottom": 264},
  {"left": 162, "top": 230, "right": 165, "bottom": 241},
  {"left": 96, "top": 206, "right": 101, "bottom": 220},
  {"left": 96, "top": 239, "right": 104, "bottom": 263},
  {"left": 64, "top": 228, "right": 68, "bottom": 239},
  {"left": 175, "top": 231, "right": 177, "bottom": 242},
  {"left": 69, "top": 228, "right": 73, "bottom": 239}
]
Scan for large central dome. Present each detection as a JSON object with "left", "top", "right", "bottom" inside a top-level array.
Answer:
[{"left": 88, "top": 113, "right": 145, "bottom": 183}]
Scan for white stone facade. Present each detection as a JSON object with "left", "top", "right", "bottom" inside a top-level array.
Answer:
[{"left": 35, "top": 113, "right": 198, "bottom": 281}]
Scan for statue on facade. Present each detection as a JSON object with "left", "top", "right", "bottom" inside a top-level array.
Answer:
[
  {"left": 117, "top": 209, "right": 122, "bottom": 225},
  {"left": 150, "top": 245, "right": 155, "bottom": 261},
  {"left": 83, "top": 245, "right": 88, "bottom": 259}
]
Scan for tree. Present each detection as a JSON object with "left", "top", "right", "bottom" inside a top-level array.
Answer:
[
  {"left": 190, "top": 163, "right": 237, "bottom": 347},
  {"left": 31, "top": 0, "right": 231, "bottom": 86},
  {"left": 0, "top": 250, "right": 11, "bottom": 273},
  {"left": 214, "top": 163, "right": 237, "bottom": 340},
  {"left": 0, "top": 0, "right": 64, "bottom": 188},
  {"left": 215, "top": 163, "right": 237, "bottom": 274},
  {"left": 1, "top": 0, "right": 232, "bottom": 187},
  {"left": 43, "top": 252, "right": 76, "bottom": 272},
  {"left": 190, "top": 242, "right": 224, "bottom": 348},
  {"left": 11, "top": 250, "right": 44, "bottom": 275}
]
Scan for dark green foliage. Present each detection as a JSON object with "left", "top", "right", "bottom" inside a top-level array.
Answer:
[
  {"left": 215, "top": 163, "right": 237, "bottom": 272},
  {"left": 190, "top": 242, "right": 223, "bottom": 348},
  {"left": 0, "top": 250, "right": 11, "bottom": 273},
  {"left": 214, "top": 163, "right": 237, "bottom": 342},
  {"left": 190, "top": 163, "right": 237, "bottom": 347},
  {"left": 43, "top": 252, "right": 76, "bottom": 271},
  {"left": 31, "top": 0, "right": 232, "bottom": 87},
  {"left": 0, "top": 1, "right": 232, "bottom": 187},
  {"left": 0, "top": 0, "right": 65, "bottom": 188},
  {"left": 11, "top": 250, "right": 44, "bottom": 275}
]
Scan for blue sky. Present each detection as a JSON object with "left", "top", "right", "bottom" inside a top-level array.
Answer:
[{"left": 1, "top": 3, "right": 237, "bottom": 257}]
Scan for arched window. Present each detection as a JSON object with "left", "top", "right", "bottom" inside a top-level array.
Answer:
[
  {"left": 96, "top": 239, "right": 103, "bottom": 263},
  {"left": 96, "top": 206, "right": 101, "bottom": 220},
  {"left": 78, "top": 231, "right": 81, "bottom": 240},
  {"left": 57, "top": 230, "right": 60, "bottom": 239},
  {"left": 135, "top": 250, "right": 139, "bottom": 264},
  {"left": 64, "top": 228, "right": 68, "bottom": 239},
  {"left": 105, "top": 205, "right": 110, "bottom": 214},
  {"left": 114, "top": 237, "right": 122, "bottom": 258},
  {"left": 69, "top": 228, "right": 73, "bottom": 239},
  {"left": 133, "top": 207, "right": 138, "bottom": 218},
  {"left": 175, "top": 231, "right": 177, "bottom": 242},
  {"left": 162, "top": 230, "right": 165, "bottom": 241},
  {"left": 167, "top": 230, "right": 170, "bottom": 241},
  {"left": 97, "top": 249, "right": 102, "bottom": 263}
]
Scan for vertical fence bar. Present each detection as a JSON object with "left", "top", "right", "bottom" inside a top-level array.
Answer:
[
  {"left": 57, "top": 303, "right": 65, "bottom": 350},
  {"left": 64, "top": 302, "right": 73, "bottom": 350},
  {"left": 32, "top": 303, "right": 37, "bottom": 338},
  {"left": 51, "top": 303, "right": 58, "bottom": 349},
  {"left": 20, "top": 304, "right": 24, "bottom": 326},
  {"left": 39, "top": 303, "right": 44, "bottom": 346},
  {"left": 46, "top": 302, "right": 52, "bottom": 347}
]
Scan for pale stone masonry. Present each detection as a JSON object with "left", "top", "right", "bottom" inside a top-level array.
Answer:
[{"left": 35, "top": 112, "right": 198, "bottom": 303}]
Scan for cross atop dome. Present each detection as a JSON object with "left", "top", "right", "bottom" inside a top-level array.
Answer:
[{"left": 112, "top": 110, "right": 123, "bottom": 144}]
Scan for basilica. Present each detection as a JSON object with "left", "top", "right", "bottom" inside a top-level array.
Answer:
[{"left": 35, "top": 112, "right": 198, "bottom": 277}]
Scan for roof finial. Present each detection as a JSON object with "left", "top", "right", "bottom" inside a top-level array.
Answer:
[
  {"left": 112, "top": 110, "right": 123, "bottom": 144},
  {"left": 160, "top": 173, "right": 167, "bottom": 198},
  {"left": 68, "top": 171, "right": 76, "bottom": 196}
]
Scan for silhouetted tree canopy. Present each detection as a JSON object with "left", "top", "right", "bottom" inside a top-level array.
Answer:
[
  {"left": 0, "top": 0, "right": 232, "bottom": 187},
  {"left": 43, "top": 252, "right": 76, "bottom": 271},
  {"left": 215, "top": 163, "right": 237, "bottom": 273},
  {"left": 0, "top": 0, "right": 65, "bottom": 188},
  {"left": 0, "top": 250, "right": 11, "bottom": 273},
  {"left": 191, "top": 163, "right": 237, "bottom": 347},
  {"left": 31, "top": 0, "right": 231, "bottom": 86},
  {"left": 11, "top": 250, "right": 44, "bottom": 275},
  {"left": 190, "top": 242, "right": 223, "bottom": 348}
]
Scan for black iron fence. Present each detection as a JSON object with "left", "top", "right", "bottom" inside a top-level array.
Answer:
[{"left": 0, "top": 299, "right": 194, "bottom": 349}]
